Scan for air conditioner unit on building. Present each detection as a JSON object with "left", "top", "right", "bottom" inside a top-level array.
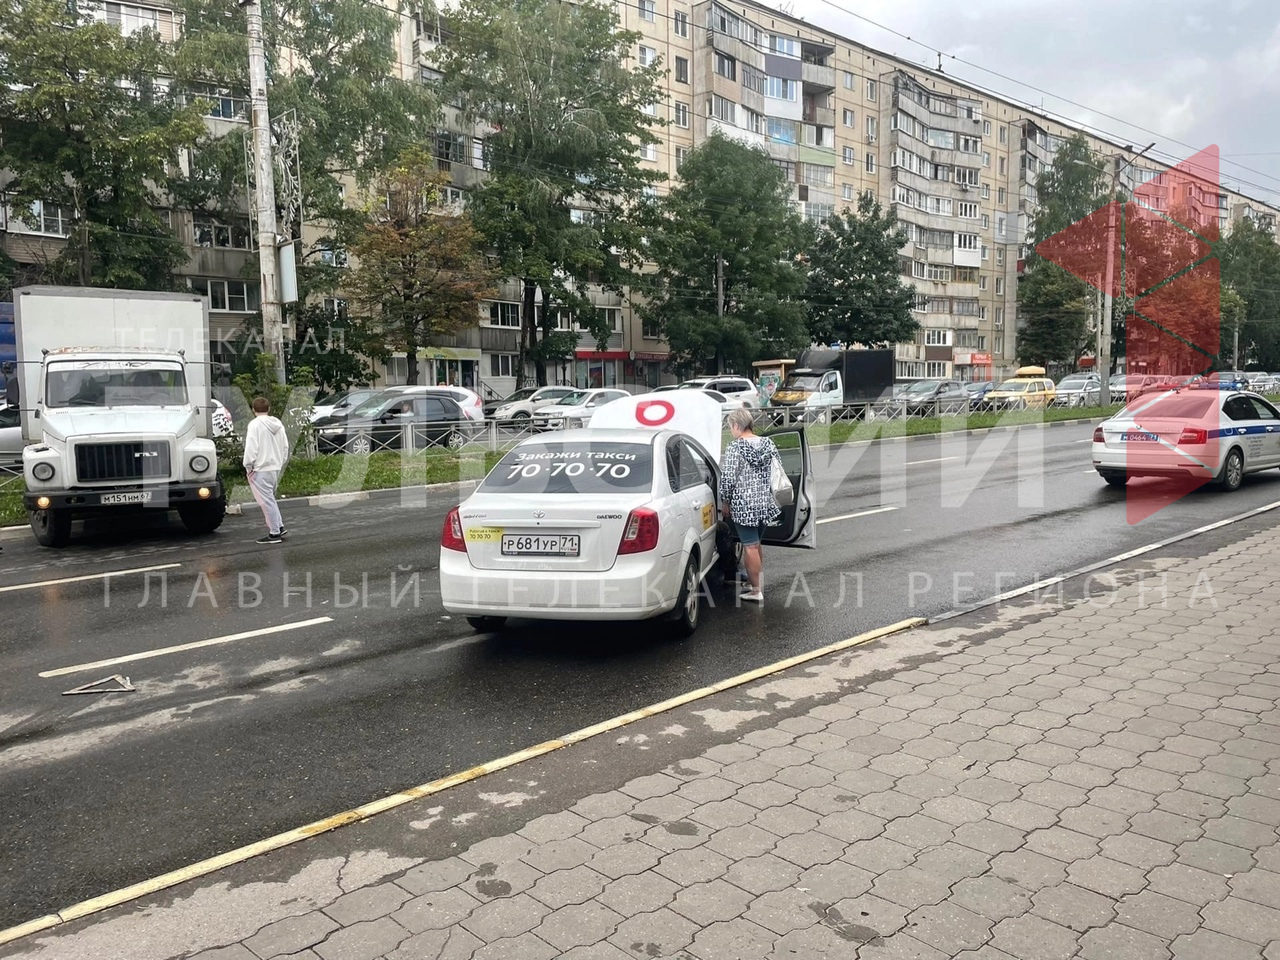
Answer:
[
  {"left": 994, "top": 319, "right": 1003, "bottom": 329},
  {"left": 866, "top": 133, "right": 876, "bottom": 144},
  {"left": 959, "top": 183, "right": 969, "bottom": 192}
]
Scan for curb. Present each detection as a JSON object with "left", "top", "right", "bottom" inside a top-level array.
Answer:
[
  {"left": 0, "top": 617, "right": 925, "bottom": 946},
  {"left": 1, "top": 415, "right": 1105, "bottom": 534}
]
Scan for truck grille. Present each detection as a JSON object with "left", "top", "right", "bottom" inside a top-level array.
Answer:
[{"left": 75, "top": 442, "right": 171, "bottom": 483}]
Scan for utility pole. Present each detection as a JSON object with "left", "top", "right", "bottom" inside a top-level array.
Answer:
[
  {"left": 715, "top": 253, "right": 725, "bottom": 374},
  {"left": 1234, "top": 320, "right": 1240, "bottom": 371},
  {"left": 243, "top": 0, "right": 286, "bottom": 384},
  {"left": 1097, "top": 141, "right": 1156, "bottom": 406}
]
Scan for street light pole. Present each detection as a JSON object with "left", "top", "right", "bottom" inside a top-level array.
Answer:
[
  {"left": 1096, "top": 141, "right": 1156, "bottom": 406},
  {"left": 243, "top": 0, "right": 286, "bottom": 385}
]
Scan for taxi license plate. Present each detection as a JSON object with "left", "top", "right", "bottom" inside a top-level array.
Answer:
[
  {"left": 101, "top": 492, "right": 152, "bottom": 505},
  {"left": 502, "top": 534, "right": 580, "bottom": 557},
  {"left": 1121, "top": 432, "right": 1158, "bottom": 442}
]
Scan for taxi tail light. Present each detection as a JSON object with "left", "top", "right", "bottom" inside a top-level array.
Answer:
[
  {"left": 442, "top": 506, "right": 467, "bottom": 552},
  {"left": 1093, "top": 427, "right": 1104, "bottom": 443},
  {"left": 1179, "top": 427, "right": 1208, "bottom": 445},
  {"left": 618, "top": 507, "right": 660, "bottom": 555}
]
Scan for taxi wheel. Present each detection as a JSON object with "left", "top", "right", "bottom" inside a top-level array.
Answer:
[
  {"left": 1101, "top": 473, "right": 1129, "bottom": 488},
  {"left": 466, "top": 616, "right": 506, "bottom": 632},
  {"left": 1219, "top": 448, "right": 1245, "bottom": 492},
  {"left": 671, "top": 554, "right": 701, "bottom": 638}
]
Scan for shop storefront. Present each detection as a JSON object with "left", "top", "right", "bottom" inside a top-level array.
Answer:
[
  {"left": 953, "top": 352, "right": 993, "bottom": 382},
  {"left": 570, "top": 350, "right": 668, "bottom": 390},
  {"left": 385, "top": 347, "right": 482, "bottom": 389}
]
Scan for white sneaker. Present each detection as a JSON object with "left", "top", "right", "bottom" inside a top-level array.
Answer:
[{"left": 741, "top": 591, "right": 764, "bottom": 603}]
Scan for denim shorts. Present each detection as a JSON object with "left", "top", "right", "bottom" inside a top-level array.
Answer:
[{"left": 735, "top": 522, "right": 765, "bottom": 546}]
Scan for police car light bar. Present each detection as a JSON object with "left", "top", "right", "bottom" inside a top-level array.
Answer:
[{"left": 1190, "top": 380, "right": 1244, "bottom": 390}]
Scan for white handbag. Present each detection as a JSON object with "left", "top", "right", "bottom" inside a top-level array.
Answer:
[{"left": 770, "top": 455, "right": 794, "bottom": 507}]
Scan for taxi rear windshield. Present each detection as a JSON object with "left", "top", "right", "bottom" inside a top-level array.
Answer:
[
  {"left": 481, "top": 442, "right": 654, "bottom": 494},
  {"left": 1123, "top": 395, "right": 1216, "bottom": 418}
]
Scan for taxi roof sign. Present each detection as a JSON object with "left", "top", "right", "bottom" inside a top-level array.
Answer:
[
  {"left": 589, "top": 389, "right": 724, "bottom": 462},
  {"left": 1014, "top": 365, "right": 1047, "bottom": 377}
]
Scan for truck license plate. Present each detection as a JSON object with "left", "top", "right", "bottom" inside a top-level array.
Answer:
[
  {"left": 501, "top": 534, "right": 580, "bottom": 557},
  {"left": 101, "top": 492, "right": 153, "bottom": 505}
]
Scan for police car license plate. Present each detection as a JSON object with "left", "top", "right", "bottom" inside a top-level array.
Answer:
[
  {"left": 1121, "top": 432, "right": 1158, "bottom": 442},
  {"left": 101, "top": 492, "right": 152, "bottom": 504},
  {"left": 502, "top": 534, "right": 580, "bottom": 557}
]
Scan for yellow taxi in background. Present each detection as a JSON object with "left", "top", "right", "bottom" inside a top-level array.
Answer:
[{"left": 980, "top": 366, "right": 1057, "bottom": 411}]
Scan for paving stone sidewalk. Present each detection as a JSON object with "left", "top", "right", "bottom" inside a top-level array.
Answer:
[{"left": 7, "top": 524, "right": 1280, "bottom": 960}]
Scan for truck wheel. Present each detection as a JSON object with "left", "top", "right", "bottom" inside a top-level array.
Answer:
[
  {"left": 30, "top": 508, "right": 72, "bottom": 548},
  {"left": 178, "top": 495, "right": 227, "bottom": 535}
]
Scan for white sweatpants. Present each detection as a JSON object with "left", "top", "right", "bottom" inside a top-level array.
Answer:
[{"left": 248, "top": 469, "right": 283, "bottom": 534}]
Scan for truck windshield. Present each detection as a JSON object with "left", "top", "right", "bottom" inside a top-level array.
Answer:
[
  {"left": 46, "top": 362, "right": 188, "bottom": 408},
  {"left": 783, "top": 375, "right": 822, "bottom": 391}
]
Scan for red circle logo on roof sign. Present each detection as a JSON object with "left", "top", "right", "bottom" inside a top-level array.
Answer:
[{"left": 635, "top": 400, "right": 675, "bottom": 426}]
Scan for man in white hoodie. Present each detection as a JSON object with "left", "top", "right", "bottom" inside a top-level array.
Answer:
[{"left": 243, "top": 396, "right": 291, "bottom": 544}]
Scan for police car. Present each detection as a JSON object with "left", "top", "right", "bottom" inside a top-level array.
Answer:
[
  {"left": 1092, "top": 379, "right": 1280, "bottom": 491},
  {"left": 439, "top": 392, "right": 816, "bottom": 636}
]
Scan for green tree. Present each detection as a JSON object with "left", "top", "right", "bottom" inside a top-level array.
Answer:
[
  {"left": 346, "top": 150, "right": 498, "bottom": 386},
  {"left": 0, "top": 0, "right": 207, "bottom": 288},
  {"left": 1217, "top": 219, "right": 1280, "bottom": 369},
  {"left": 805, "top": 194, "right": 917, "bottom": 347},
  {"left": 643, "top": 133, "right": 809, "bottom": 373},
  {"left": 1019, "top": 133, "right": 1112, "bottom": 370},
  {"left": 171, "top": 0, "right": 436, "bottom": 306},
  {"left": 224, "top": 303, "right": 382, "bottom": 394},
  {"left": 431, "top": 0, "right": 664, "bottom": 384}
]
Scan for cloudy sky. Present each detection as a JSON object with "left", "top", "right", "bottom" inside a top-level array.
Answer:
[{"left": 780, "top": 0, "right": 1280, "bottom": 207}]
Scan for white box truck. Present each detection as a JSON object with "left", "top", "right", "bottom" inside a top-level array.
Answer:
[{"left": 4, "top": 286, "right": 225, "bottom": 547}]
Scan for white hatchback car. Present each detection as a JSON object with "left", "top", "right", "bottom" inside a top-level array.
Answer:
[
  {"left": 1092, "top": 382, "right": 1280, "bottom": 491},
  {"left": 440, "top": 394, "right": 816, "bottom": 635},
  {"left": 531, "top": 388, "right": 630, "bottom": 431}
]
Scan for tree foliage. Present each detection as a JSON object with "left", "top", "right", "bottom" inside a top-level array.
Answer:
[
  {"left": 805, "top": 194, "right": 917, "bottom": 348},
  {"left": 431, "top": 0, "right": 664, "bottom": 384},
  {"left": 643, "top": 133, "right": 808, "bottom": 374},
  {"left": 0, "top": 0, "right": 207, "bottom": 288},
  {"left": 1217, "top": 219, "right": 1280, "bottom": 369},
  {"left": 346, "top": 150, "right": 498, "bottom": 386}
]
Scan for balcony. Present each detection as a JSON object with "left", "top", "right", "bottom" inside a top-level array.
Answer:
[
  {"left": 802, "top": 104, "right": 835, "bottom": 128},
  {"left": 802, "top": 62, "right": 835, "bottom": 90}
]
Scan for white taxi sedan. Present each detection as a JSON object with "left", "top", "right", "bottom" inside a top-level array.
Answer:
[
  {"left": 440, "top": 395, "right": 816, "bottom": 636},
  {"left": 1092, "top": 383, "right": 1280, "bottom": 491}
]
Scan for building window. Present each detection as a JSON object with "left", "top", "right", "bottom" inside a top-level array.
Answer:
[
  {"left": 638, "top": 0, "right": 655, "bottom": 21},
  {"left": 323, "top": 297, "right": 347, "bottom": 317},
  {"left": 960, "top": 136, "right": 980, "bottom": 154},
  {"left": 490, "top": 353, "right": 518, "bottom": 378},
  {"left": 675, "top": 146, "right": 689, "bottom": 170},
  {"left": 912, "top": 260, "right": 927, "bottom": 279},
  {"left": 995, "top": 308, "right": 1005, "bottom": 327},
  {"left": 865, "top": 151, "right": 876, "bottom": 174},
  {"left": 638, "top": 45, "right": 656, "bottom": 67},
  {"left": 959, "top": 201, "right": 979, "bottom": 219},
  {"left": 982, "top": 215, "right": 990, "bottom": 229},
  {"left": 804, "top": 202, "right": 835, "bottom": 224},
  {"left": 866, "top": 116, "right": 878, "bottom": 139},
  {"left": 982, "top": 151, "right": 991, "bottom": 167},
  {"left": 843, "top": 71, "right": 855, "bottom": 89},
  {"left": 994, "top": 336, "right": 1004, "bottom": 355},
  {"left": 999, "top": 125, "right": 1007, "bottom": 144},
  {"left": 996, "top": 247, "right": 1005, "bottom": 266},
  {"left": 999, "top": 157, "right": 1007, "bottom": 176},
  {"left": 675, "top": 57, "right": 689, "bottom": 83},
  {"left": 319, "top": 246, "right": 348, "bottom": 267},
  {"left": 193, "top": 214, "right": 252, "bottom": 250},
  {"left": 842, "top": 183, "right": 854, "bottom": 201},
  {"left": 189, "top": 278, "right": 260, "bottom": 313},
  {"left": 842, "top": 146, "right": 855, "bottom": 165},
  {"left": 979, "top": 276, "right": 987, "bottom": 291},
  {"left": 997, "top": 187, "right": 1006, "bottom": 204},
  {"left": 866, "top": 78, "right": 877, "bottom": 101},
  {"left": 26, "top": 200, "right": 73, "bottom": 236},
  {"left": 714, "top": 52, "right": 736, "bottom": 80},
  {"left": 640, "top": 143, "right": 658, "bottom": 161},
  {"left": 105, "top": 1, "right": 178, "bottom": 40},
  {"left": 955, "top": 267, "right": 979, "bottom": 283},
  {"left": 765, "top": 77, "right": 797, "bottom": 101},
  {"left": 983, "top": 120, "right": 991, "bottom": 135},
  {"left": 957, "top": 233, "right": 979, "bottom": 251},
  {"left": 996, "top": 216, "right": 1006, "bottom": 238},
  {"left": 843, "top": 108, "right": 855, "bottom": 127},
  {"left": 981, "top": 183, "right": 991, "bottom": 200},
  {"left": 769, "top": 34, "right": 798, "bottom": 56},
  {"left": 643, "top": 317, "right": 661, "bottom": 339},
  {"left": 981, "top": 244, "right": 989, "bottom": 261},
  {"left": 925, "top": 361, "right": 948, "bottom": 378},
  {"left": 928, "top": 298, "right": 949, "bottom": 313},
  {"left": 711, "top": 95, "right": 736, "bottom": 123},
  {"left": 488, "top": 302, "right": 520, "bottom": 327},
  {"left": 995, "top": 277, "right": 1005, "bottom": 295},
  {"left": 673, "top": 10, "right": 689, "bottom": 37},
  {"left": 674, "top": 101, "right": 690, "bottom": 128},
  {"left": 189, "top": 83, "right": 248, "bottom": 121},
  {"left": 954, "top": 299, "right": 980, "bottom": 316},
  {"left": 925, "top": 329, "right": 951, "bottom": 346},
  {"left": 766, "top": 117, "right": 797, "bottom": 143},
  {"left": 802, "top": 164, "right": 834, "bottom": 188},
  {"left": 928, "top": 264, "right": 952, "bottom": 282}
]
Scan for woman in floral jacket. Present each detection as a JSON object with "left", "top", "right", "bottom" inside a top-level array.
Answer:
[{"left": 719, "top": 408, "right": 783, "bottom": 603}]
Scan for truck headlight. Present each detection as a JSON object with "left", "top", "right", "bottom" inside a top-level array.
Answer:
[
  {"left": 32, "top": 462, "right": 55, "bottom": 481},
  {"left": 190, "top": 455, "right": 211, "bottom": 473}
]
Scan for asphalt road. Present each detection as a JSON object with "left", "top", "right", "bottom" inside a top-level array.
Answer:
[{"left": 2, "top": 420, "right": 1279, "bottom": 928}]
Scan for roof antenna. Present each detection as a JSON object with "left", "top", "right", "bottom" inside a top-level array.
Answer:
[{"left": 937, "top": 52, "right": 944, "bottom": 73}]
